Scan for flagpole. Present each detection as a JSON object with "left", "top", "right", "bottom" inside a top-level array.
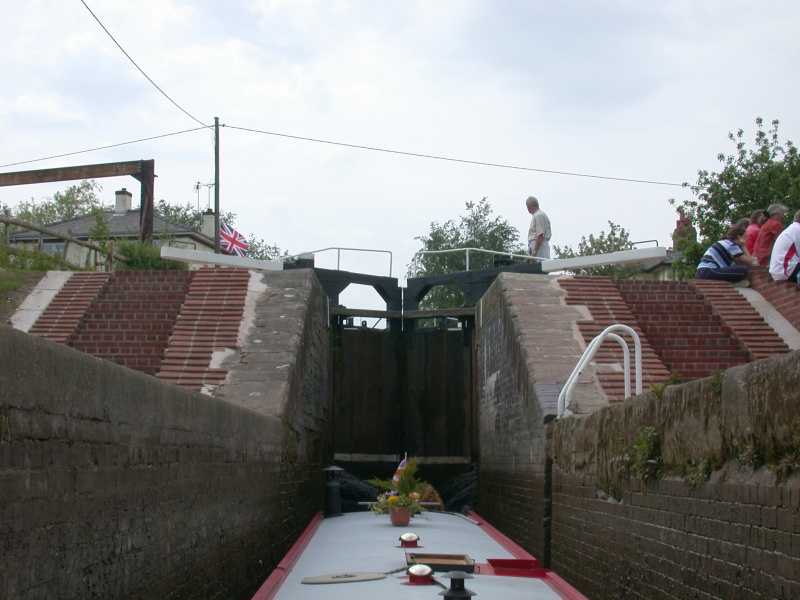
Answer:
[{"left": 214, "top": 116, "right": 220, "bottom": 254}]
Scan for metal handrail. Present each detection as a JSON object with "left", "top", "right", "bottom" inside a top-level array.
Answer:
[
  {"left": 558, "top": 324, "right": 642, "bottom": 418},
  {"left": 285, "top": 247, "right": 394, "bottom": 276},
  {"left": 413, "top": 247, "right": 537, "bottom": 271}
]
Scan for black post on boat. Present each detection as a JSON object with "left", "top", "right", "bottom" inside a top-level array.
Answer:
[
  {"left": 323, "top": 466, "right": 344, "bottom": 517},
  {"left": 439, "top": 571, "right": 477, "bottom": 598}
]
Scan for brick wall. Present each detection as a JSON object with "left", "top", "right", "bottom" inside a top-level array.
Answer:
[
  {"left": 750, "top": 266, "right": 800, "bottom": 330},
  {"left": 551, "top": 352, "right": 800, "bottom": 600},
  {"left": 0, "top": 269, "right": 329, "bottom": 599}
]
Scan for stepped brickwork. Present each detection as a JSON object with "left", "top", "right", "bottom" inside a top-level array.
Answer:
[
  {"left": 24, "top": 267, "right": 253, "bottom": 392},
  {"left": 156, "top": 268, "right": 251, "bottom": 391},
  {"left": 558, "top": 276, "right": 670, "bottom": 401},
  {"left": 617, "top": 280, "right": 750, "bottom": 380},
  {"left": 27, "top": 272, "right": 110, "bottom": 343},
  {"left": 560, "top": 276, "right": 796, "bottom": 400},
  {"left": 690, "top": 278, "right": 791, "bottom": 361},
  {"left": 749, "top": 266, "right": 800, "bottom": 331},
  {"left": 68, "top": 270, "right": 194, "bottom": 375}
]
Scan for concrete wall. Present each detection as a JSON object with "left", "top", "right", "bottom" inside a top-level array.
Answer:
[{"left": 0, "top": 269, "right": 329, "bottom": 599}]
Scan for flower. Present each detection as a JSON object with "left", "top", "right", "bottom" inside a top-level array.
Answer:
[{"left": 366, "top": 457, "right": 428, "bottom": 515}]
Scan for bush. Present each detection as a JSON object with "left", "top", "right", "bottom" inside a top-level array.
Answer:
[{"left": 115, "top": 241, "right": 187, "bottom": 270}]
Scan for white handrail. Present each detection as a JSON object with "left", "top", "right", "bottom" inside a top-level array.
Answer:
[
  {"left": 413, "top": 247, "right": 537, "bottom": 271},
  {"left": 286, "top": 247, "right": 394, "bottom": 277},
  {"left": 558, "top": 324, "right": 642, "bottom": 418}
]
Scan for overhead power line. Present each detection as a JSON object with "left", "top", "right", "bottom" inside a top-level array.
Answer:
[
  {"left": 79, "top": 0, "right": 207, "bottom": 128},
  {"left": 226, "top": 124, "right": 685, "bottom": 188},
  {"left": 0, "top": 127, "right": 209, "bottom": 169}
]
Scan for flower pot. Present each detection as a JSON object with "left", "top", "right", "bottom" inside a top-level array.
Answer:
[{"left": 389, "top": 506, "right": 413, "bottom": 526}]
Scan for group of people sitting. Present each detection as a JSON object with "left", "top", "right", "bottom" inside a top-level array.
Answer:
[{"left": 696, "top": 202, "right": 800, "bottom": 287}]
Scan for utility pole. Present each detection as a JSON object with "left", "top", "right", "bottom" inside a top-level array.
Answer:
[{"left": 214, "top": 116, "right": 220, "bottom": 254}]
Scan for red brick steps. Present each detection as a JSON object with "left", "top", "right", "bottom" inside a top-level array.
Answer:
[
  {"left": 28, "top": 272, "right": 110, "bottom": 343},
  {"left": 560, "top": 276, "right": 796, "bottom": 402},
  {"left": 156, "top": 268, "right": 251, "bottom": 391},
  {"left": 559, "top": 276, "right": 671, "bottom": 401}
]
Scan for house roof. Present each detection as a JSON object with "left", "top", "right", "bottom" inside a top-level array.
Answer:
[{"left": 9, "top": 209, "right": 214, "bottom": 247}]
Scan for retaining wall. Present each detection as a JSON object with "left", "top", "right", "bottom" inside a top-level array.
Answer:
[
  {"left": 0, "top": 268, "right": 329, "bottom": 599},
  {"left": 551, "top": 352, "right": 800, "bottom": 599}
]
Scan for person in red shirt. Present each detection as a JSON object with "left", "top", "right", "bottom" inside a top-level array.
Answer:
[
  {"left": 752, "top": 203, "right": 789, "bottom": 266},
  {"left": 745, "top": 209, "right": 767, "bottom": 254}
]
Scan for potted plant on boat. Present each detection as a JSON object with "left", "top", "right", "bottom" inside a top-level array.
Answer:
[{"left": 366, "top": 456, "right": 428, "bottom": 526}]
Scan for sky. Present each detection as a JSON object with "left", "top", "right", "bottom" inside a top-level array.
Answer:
[{"left": 3, "top": 0, "right": 800, "bottom": 310}]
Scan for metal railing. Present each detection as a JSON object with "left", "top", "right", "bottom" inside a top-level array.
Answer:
[
  {"left": 412, "top": 247, "right": 536, "bottom": 271},
  {"left": 558, "top": 324, "right": 642, "bottom": 418},
  {"left": 286, "top": 247, "right": 394, "bottom": 276}
]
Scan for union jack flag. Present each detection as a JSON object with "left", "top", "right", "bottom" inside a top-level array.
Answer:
[
  {"left": 392, "top": 454, "right": 407, "bottom": 484},
  {"left": 220, "top": 221, "right": 249, "bottom": 257}
]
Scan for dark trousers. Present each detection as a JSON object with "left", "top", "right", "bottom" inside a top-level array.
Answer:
[{"left": 696, "top": 265, "right": 748, "bottom": 282}]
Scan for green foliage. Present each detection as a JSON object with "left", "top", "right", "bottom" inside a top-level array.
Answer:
[
  {"left": 671, "top": 235, "right": 705, "bottom": 280},
  {"left": 774, "top": 435, "right": 800, "bottom": 483},
  {"left": 155, "top": 200, "right": 204, "bottom": 230},
  {"left": 4, "top": 181, "right": 110, "bottom": 226},
  {"left": 670, "top": 118, "right": 800, "bottom": 247},
  {"left": 88, "top": 207, "right": 112, "bottom": 258},
  {"left": 114, "top": 240, "right": 187, "bottom": 270},
  {"left": 728, "top": 437, "right": 762, "bottom": 468},
  {"left": 650, "top": 371, "right": 683, "bottom": 399},
  {"left": 0, "top": 245, "right": 76, "bottom": 271},
  {"left": 407, "top": 197, "right": 525, "bottom": 309},
  {"left": 365, "top": 457, "right": 429, "bottom": 514},
  {"left": 613, "top": 426, "right": 663, "bottom": 482},
  {"left": 683, "top": 458, "right": 712, "bottom": 489},
  {"left": 553, "top": 221, "right": 643, "bottom": 279},
  {"left": 246, "top": 235, "right": 290, "bottom": 261},
  {"left": 707, "top": 370, "right": 723, "bottom": 394}
]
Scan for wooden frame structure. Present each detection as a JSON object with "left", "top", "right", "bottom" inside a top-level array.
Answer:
[{"left": 0, "top": 160, "right": 155, "bottom": 241}]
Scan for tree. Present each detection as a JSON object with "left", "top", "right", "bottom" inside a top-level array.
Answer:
[
  {"left": 670, "top": 118, "right": 800, "bottom": 246},
  {"left": 407, "top": 197, "right": 525, "bottom": 309},
  {"left": 6, "top": 180, "right": 110, "bottom": 225},
  {"left": 553, "top": 221, "right": 643, "bottom": 278}
]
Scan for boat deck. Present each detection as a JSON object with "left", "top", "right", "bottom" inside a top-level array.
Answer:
[{"left": 253, "top": 510, "right": 587, "bottom": 599}]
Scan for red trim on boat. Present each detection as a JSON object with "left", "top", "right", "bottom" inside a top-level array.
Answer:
[
  {"left": 543, "top": 572, "right": 588, "bottom": 600},
  {"left": 468, "top": 511, "right": 588, "bottom": 600},
  {"left": 251, "top": 512, "right": 324, "bottom": 600},
  {"left": 467, "top": 511, "right": 537, "bottom": 560}
]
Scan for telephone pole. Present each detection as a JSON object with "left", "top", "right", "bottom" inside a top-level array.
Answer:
[{"left": 214, "top": 116, "right": 220, "bottom": 254}]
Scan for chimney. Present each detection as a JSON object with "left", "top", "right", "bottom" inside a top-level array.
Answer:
[
  {"left": 201, "top": 208, "right": 216, "bottom": 238},
  {"left": 115, "top": 188, "right": 133, "bottom": 214}
]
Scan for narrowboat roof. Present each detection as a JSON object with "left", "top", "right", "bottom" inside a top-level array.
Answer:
[{"left": 253, "top": 510, "right": 587, "bottom": 599}]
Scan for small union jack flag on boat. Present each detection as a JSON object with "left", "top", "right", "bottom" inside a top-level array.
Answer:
[
  {"left": 392, "top": 454, "right": 407, "bottom": 484},
  {"left": 220, "top": 221, "right": 249, "bottom": 257}
]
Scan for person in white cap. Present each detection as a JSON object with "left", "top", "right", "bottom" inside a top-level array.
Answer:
[{"left": 525, "top": 196, "right": 552, "bottom": 259}]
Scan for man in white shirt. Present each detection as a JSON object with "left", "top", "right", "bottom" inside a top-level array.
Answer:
[
  {"left": 526, "top": 196, "right": 552, "bottom": 259},
  {"left": 769, "top": 209, "right": 800, "bottom": 283}
]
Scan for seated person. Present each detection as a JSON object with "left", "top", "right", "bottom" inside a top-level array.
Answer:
[
  {"left": 746, "top": 209, "right": 767, "bottom": 254},
  {"left": 769, "top": 210, "right": 800, "bottom": 283},
  {"left": 696, "top": 225, "right": 751, "bottom": 286},
  {"left": 753, "top": 203, "right": 789, "bottom": 265}
]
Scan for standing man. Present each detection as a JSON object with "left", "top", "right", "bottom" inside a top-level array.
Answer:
[
  {"left": 526, "top": 196, "right": 552, "bottom": 259},
  {"left": 769, "top": 209, "right": 800, "bottom": 283}
]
